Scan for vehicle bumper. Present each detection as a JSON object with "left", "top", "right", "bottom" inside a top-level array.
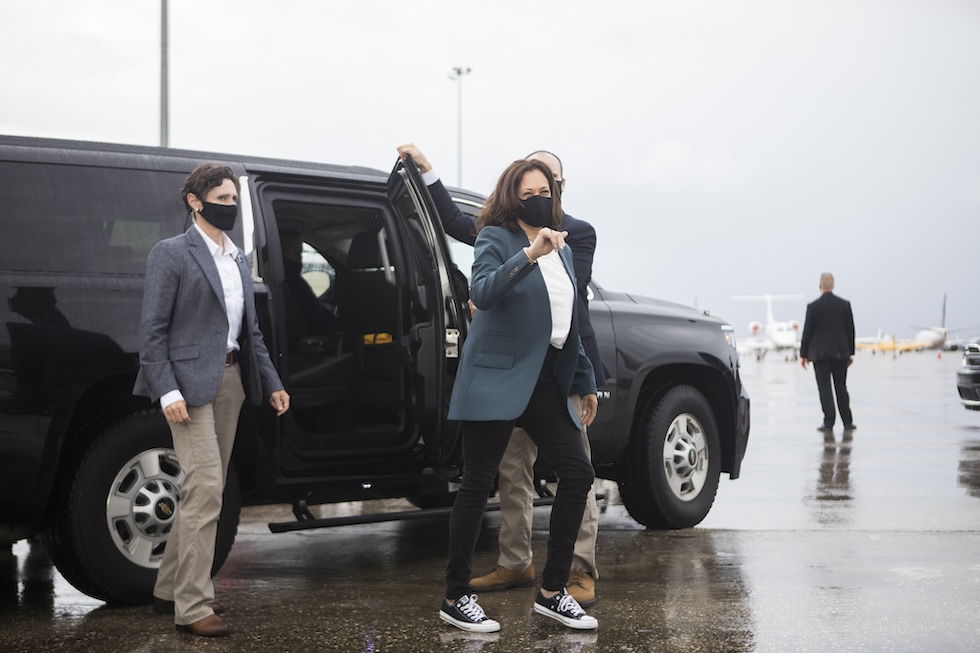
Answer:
[{"left": 729, "top": 386, "right": 751, "bottom": 479}]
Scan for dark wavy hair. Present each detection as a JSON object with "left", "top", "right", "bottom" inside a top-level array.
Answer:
[
  {"left": 181, "top": 162, "right": 240, "bottom": 213},
  {"left": 476, "top": 159, "right": 563, "bottom": 233}
]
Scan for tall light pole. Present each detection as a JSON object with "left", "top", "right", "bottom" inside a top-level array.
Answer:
[
  {"left": 449, "top": 66, "right": 471, "bottom": 186},
  {"left": 160, "top": 0, "right": 169, "bottom": 147}
]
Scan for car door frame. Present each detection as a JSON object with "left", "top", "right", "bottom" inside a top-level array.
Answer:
[{"left": 387, "top": 158, "right": 469, "bottom": 465}]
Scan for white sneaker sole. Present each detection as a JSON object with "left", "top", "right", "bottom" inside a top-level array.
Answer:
[
  {"left": 533, "top": 603, "right": 599, "bottom": 630},
  {"left": 439, "top": 610, "right": 501, "bottom": 633}
]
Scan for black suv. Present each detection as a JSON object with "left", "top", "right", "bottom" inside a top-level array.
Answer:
[{"left": 0, "top": 135, "right": 750, "bottom": 604}]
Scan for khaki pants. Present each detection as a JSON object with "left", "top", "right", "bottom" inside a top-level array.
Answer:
[
  {"left": 154, "top": 363, "right": 245, "bottom": 625},
  {"left": 497, "top": 394, "right": 599, "bottom": 579}
]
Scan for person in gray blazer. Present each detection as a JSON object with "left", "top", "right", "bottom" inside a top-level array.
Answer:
[
  {"left": 134, "top": 163, "right": 289, "bottom": 638},
  {"left": 800, "top": 272, "right": 856, "bottom": 431},
  {"left": 438, "top": 159, "right": 598, "bottom": 633}
]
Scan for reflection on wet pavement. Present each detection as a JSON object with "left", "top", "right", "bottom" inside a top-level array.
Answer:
[
  {"left": 805, "top": 430, "right": 853, "bottom": 525},
  {"left": 959, "top": 438, "right": 980, "bottom": 498}
]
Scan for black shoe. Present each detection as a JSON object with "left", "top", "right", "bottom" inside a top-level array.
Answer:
[
  {"left": 843, "top": 423, "right": 856, "bottom": 430},
  {"left": 817, "top": 425, "right": 833, "bottom": 433},
  {"left": 533, "top": 588, "right": 598, "bottom": 630},
  {"left": 439, "top": 594, "right": 500, "bottom": 633}
]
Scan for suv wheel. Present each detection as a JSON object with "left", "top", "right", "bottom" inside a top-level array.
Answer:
[
  {"left": 619, "top": 385, "right": 721, "bottom": 529},
  {"left": 41, "top": 411, "right": 240, "bottom": 604}
]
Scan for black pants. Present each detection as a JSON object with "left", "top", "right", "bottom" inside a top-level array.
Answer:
[
  {"left": 445, "top": 374, "right": 594, "bottom": 599},
  {"left": 813, "top": 359, "right": 853, "bottom": 427}
]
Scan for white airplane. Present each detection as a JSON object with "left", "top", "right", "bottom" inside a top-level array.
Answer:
[
  {"left": 732, "top": 294, "right": 804, "bottom": 361},
  {"left": 910, "top": 293, "right": 949, "bottom": 350}
]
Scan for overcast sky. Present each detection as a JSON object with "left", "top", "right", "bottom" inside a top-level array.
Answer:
[{"left": 2, "top": 0, "right": 978, "bottom": 343}]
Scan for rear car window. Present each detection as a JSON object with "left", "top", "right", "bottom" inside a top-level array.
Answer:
[{"left": 0, "top": 162, "right": 187, "bottom": 274}]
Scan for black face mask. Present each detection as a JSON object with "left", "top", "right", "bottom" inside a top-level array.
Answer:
[
  {"left": 520, "top": 195, "right": 553, "bottom": 228},
  {"left": 199, "top": 201, "right": 238, "bottom": 232}
]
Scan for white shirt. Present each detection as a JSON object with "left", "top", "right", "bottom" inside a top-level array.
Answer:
[
  {"left": 421, "top": 168, "right": 441, "bottom": 186},
  {"left": 160, "top": 224, "right": 245, "bottom": 409},
  {"left": 536, "top": 249, "right": 574, "bottom": 349}
]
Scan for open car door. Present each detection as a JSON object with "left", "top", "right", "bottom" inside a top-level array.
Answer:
[{"left": 387, "top": 157, "right": 470, "bottom": 464}]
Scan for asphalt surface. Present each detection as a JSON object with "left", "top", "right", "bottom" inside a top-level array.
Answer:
[{"left": 2, "top": 351, "right": 979, "bottom": 652}]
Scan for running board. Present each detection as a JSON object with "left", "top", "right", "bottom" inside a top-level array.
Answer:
[
  {"left": 268, "top": 492, "right": 606, "bottom": 533},
  {"left": 268, "top": 496, "right": 561, "bottom": 533}
]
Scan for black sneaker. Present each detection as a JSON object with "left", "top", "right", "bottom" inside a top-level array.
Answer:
[
  {"left": 817, "top": 425, "right": 834, "bottom": 433},
  {"left": 533, "top": 588, "right": 598, "bottom": 630},
  {"left": 439, "top": 594, "right": 500, "bottom": 633}
]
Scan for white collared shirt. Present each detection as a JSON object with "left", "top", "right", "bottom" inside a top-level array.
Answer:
[
  {"left": 194, "top": 222, "right": 245, "bottom": 352},
  {"left": 160, "top": 224, "right": 245, "bottom": 410},
  {"left": 536, "top": 249, "right": 574, "bottom": 349}
]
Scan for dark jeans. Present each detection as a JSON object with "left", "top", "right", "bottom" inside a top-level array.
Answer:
[
  {"left": 445, "top": 374, "right": 594, "bottom": 599},
  {"left": 813, "top": 359, "right": 853, "bottom": 427}
]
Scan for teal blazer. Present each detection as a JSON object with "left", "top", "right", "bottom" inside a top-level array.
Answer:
[{"left": 447, "top": 226, "right": 596, "bottom": 428}]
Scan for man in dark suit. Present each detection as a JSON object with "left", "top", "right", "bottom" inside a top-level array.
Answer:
[
  {"left": 134, "top": 163, "right": 289, "bottom": 637},
  {"left": 396, "top": 144, "right": 604, "bottom": 606},
  {"left": 800, "top": 273, "right": 855, "bottom": 432}
]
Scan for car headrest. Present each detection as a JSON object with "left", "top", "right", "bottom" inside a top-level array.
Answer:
[{"left": 347, "top": 231, "right": 383, "bottom": 269}]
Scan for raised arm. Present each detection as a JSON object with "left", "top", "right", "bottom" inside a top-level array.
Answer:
[{"left": 397, "top": 143, "right": 477, "bottom": 245}]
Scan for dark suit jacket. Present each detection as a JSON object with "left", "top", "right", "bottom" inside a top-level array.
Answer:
[
  {"left": 429, "top": 179, "right": 607, "bottom": 386},
  {"left": 134, "top": 226, "right": 283, "bottom": 406},
  {"left": 800, "top": 292, "right": 855, "bottom": 362},
  {"left": 447, "top": 226, "right": 596, "bottom": 427}
]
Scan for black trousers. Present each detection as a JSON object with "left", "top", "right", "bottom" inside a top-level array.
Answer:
[
  {"left": 445, "top": 370, "right": 594, "bottom": 599},
  {"left": 813, "top": 359, "right": 853, "bottom": 427}
]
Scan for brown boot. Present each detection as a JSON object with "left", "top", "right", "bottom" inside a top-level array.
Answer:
[
  {"left": 175, "top": 614, "right": 231, "bottom": 637},
  {"left": 469, "top": 564, "right": 536, "bottom": 591},
  {"left": 567, "top": 567, "right": 596, "bottom": 607}
]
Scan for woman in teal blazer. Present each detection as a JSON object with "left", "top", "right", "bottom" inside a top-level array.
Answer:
[{"left": 439, "top": 159, "right": 599, "bottom": 633}]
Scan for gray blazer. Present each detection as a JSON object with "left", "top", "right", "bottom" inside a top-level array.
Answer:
[
  {"left": 447, "top": 226, "right": 596, "bottom": 428},
  {"left": 133, "top": 226, "right": 283, "bottom": 406}
]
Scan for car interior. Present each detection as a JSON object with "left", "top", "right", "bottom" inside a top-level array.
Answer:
[{"left": 270, "top": 199, "right": 409, "bottom": 453}]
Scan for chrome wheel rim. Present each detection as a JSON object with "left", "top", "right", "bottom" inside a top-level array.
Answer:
[
  {"left": 105, "top": 448, "right": 183, "bottom": 569},
  {"left": 661, "top": 413, "right": 708, "bottom": 502}
]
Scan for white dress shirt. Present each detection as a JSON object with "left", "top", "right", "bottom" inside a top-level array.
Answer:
[{"left": 535, "top": 248, "right": 574, "bottom": 349}]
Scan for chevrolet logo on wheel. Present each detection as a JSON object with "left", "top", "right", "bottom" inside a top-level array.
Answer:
[{"left": 156, "top": 499, "right": 175, "bottom": 519}]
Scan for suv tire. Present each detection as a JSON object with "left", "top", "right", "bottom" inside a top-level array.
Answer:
[
  {"left": 41, "top": 411, "right": 240, "bottom": 604},
  {"left": 620, "top": 385, "right": 721, "bottom": 529}
]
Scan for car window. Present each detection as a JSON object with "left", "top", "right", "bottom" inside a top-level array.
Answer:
[
  {"left": 299, "top": 242, "right": 335, "bottom": 297},
  {"left": 447, "top": 237, "right": 474, "bottom": 281},
  {"left": 0, "top": 162, "right": 187, "bottom": 274}
]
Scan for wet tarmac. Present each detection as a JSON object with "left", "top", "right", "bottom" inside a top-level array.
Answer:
[{"left": 2, "top": 352, "right": 979, "bottom": 652}]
